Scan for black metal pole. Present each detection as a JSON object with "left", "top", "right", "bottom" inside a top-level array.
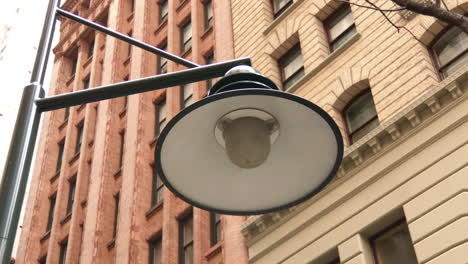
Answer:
[
  {"left": 56, "top": 8, "right": 199, "bottom": 68},
  {"left": 36, "top": 57, "right": 251, "bottom": 112},
  {"left": 0, "top": 0, "right": 59, "bottom": 262}
]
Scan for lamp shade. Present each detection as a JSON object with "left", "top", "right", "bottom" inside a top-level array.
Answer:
[{"left": 155, "top": 66, "right": 343, "bottom": 215}]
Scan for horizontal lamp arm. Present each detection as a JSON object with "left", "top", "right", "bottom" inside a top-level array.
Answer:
[
  {"left": 35, "top": 57, "right": 252, "bottom": 112},
  {"left": 56, "top": 8, "right": 199, "bottom": 68}
]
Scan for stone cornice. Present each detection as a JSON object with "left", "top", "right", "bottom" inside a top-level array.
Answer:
[{"left": 241, "top": 67, "right": 468, "bottom": 245}]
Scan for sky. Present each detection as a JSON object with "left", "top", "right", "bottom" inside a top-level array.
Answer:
[{"left": 0, "top": 0, "right": 58, "bottom": 258}]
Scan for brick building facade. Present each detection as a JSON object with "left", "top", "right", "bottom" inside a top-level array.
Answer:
[
  {"left": 16, "top": 0, "right": 248, "bottom": 263},
  {"left": 233, "top": 0, "right": 468, "bottom": 263}
]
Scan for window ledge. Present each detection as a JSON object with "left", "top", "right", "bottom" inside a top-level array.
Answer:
[
  {"left": 119, "top": 108, "right": 127, "bottom": 118},
  {"left": 127, "top": 12, "right": 134, "bottom": 22},
  {"left": 204, "top": 241, "right": 223, "bottom": 259},
  {"left": 77, "top": 103, "right": 86, "bottom": 112},
  {"left": 181, "top": 47, "right": 192, "bottom": 58},
  {"left": 176, "top": 0, "right": 189, "bottom": 12},
  {"left": 59, "top": 119, "right": 68, "bottom": 130},
  {"left": 155, "top": 18, "right": 168, "bottom": 35},
  {"left": 50, "top": 171, "right": 60, "bottom": 183},
  {"left": 201, "top": 26, "right": 213, "bottom": 40},
  {"left": 286, "top": 32, "right": 361, "bottom": 94},
  {"left": 66, "top": 75, "right": 75, "bottom": 87},
  {"left": 68, "top": 151, "right": 81, "bottom": 164},
  {"left": 114, "top": 168, "right": 122, "bottom": 178},
  {"left": 83, "top": 56, "right": 93, "bottom": 68},
  {"left": 106, "top": 238, "right": 116, "bottom": 249},
  {"left": 40, "top": 230, "right": 51, "bottom": 243},
  {"left": 263, "top": 0, "right": 305, "bottom": 36},
  {"left": 149, "top": 136, "right": 158, "bottom": 147},
  {"left": 123, "top": 56, "right": 131, "bottom": 66},
  {"left": 60, "top": 212, "right": 72, "bottom": 225},
  {"left": 145, "top": 201, "right": 164, "bottom": 218}
]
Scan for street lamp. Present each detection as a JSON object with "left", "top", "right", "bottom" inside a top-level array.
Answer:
[{"left": 0, "top": 0, "right": 342, "bottom": 262}]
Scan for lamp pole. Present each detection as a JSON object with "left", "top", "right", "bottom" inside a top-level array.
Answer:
[{"left": 0, "top": 0, "right": 251, "bottom": 262}]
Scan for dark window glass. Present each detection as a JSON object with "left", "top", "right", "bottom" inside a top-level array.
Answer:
[
  {"left": 179, "top": 215, "right": 193, "bottom": 264},
  {"left": 83, "top": 77, "right": 90, "bottom": 90},
  {"left": 343, "top": 90, "right": 379, "bottom": 143},
  {"left": 46, "top": 196, "right": 56, "bottom": 231},
  {"left": 64, "top": 107, "right": 70, "bottom": 121},
  {"left": 89, "top": 40, "right": 95, "bottom": 57},
  {"left": 372, "top": 222, "right": 418, "bottom": 264},
  {"left": 149, "top": 237, "right": 162, "bottom": 264},
  {"left": 38, "top": 255, "right": 47, "bottom": 264},
  {"left": 181, "top": 83, "right": 193, "bottom": 109},
  {"left": 324, "top": 5, "right": 357, "bottom": 52},
  {"left": 155, "top": 100, "right": 167, "bottom": 137},
  {"left": 205, "top": 53, "right": 214, "bottom": 90},
  {"left": 181, "top": 21, "right": 192, "bottom": 53},
  {"left": 159, "top": 0, "right": 168, "bottom": 23},
  {"left": 157, "top": 44, "right": 168, "bottom": 74},
  {"left": 127, "top": 31, "right": 133, "bottom": 57},
  {"left": 56, "top": 141, "right": 65, "bottom": 173},
  {"left": 59, "top": 240, "right": 68, "bottom": 264},
  {"left": 432, "top": 26, "right": 468, "bottom": 79},
  {"left": 113, "top": 193, "right": 120, "bottom": 238},
  {"left": 279, "top": 44, "right": 304, "bottom": 90},
  {"left": 71, "top": 57, "right": 78, "bottom": 76},
  {"left": 151, "top": 165, "right": 164, "bottom": 205},
  {"left": 75, "top": 125, "right": 83, "bottom": 154},
  {"left": 204, "top": 0, "right": 213, "bottom": 29},
  {"left": 119, "top": 132, "right": 125, "bottom": 168},
  {"left": 272, "top": 0, "right": 293, "bottom": 17},
  {"left": 66, "top": 178, "right": 76, "bottom": 215},
  {"left": 210, "top": 213, "right": 221, "bottom": 246}
]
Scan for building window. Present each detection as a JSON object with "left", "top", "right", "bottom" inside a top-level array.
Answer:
[
  {"left": 271, "top": 0, "right": 293, "bottom": 17},
  {"left": 324, "top": 5, "right": 357, "bottom": 52},
  {"left": 149, "top": 237, "right": 162, "bottom": 264},
  {"left": 56, "top": 141, "right": 65, "bottom": 173},
  {"left": 278, "top": 44, "right": 304, "bottom": 90},
  {"left": 46, "top": 195, "right": 56, "bottom": 231},
  {"left": 159, "top": 0, "right": 168, "bottom": 23},
  {"left": 118, "top": 132, "right": 125, "bottom": 169},
  {"left": 181, "top": 83, "right": 193, "bottom": 109},
  {"left": 151, "top": 165, "right": 164, "bottom": 206},
  {"left": 180, "top": 20, "right": 192, "bottom": 53},
  {"left": 64, "top": 107, "right": 70, "bottom": 121},
  {"left": 432, "top": 26, "right": 468, "bottom": 79},
  {"left": 343, "top": 89, "right": 378, "bottom": 144},
  {"left": 75, "top": 124, "right": 83, "bottom": 154},
  {"left": 129, "top": 0, "right": 135, "bottom": 13},
  {"left": 210, "top": 213, "right": 221, "bottom": 246},
  {"left": 66, "top": 178, "right": 76, "bottom": 215},
  {"left": 155, "top": 100, "right": 167, "bottom": 138},
  {"left": 88, "top": 40, "right": 95, "bottom": 58},
  {"left": 38, "top": 255, "right": 47, "bottom": 264},
  {"left": 204, "top": 0, "right": 213, "bottom": 29},
  {"left": 113, "top": 193, "right": 120, "bottom": 238},
  {"left": 205, "top": 53, "right": 214, "bottom": 90},
  {"left": 127, "top": 31, "right": 133, "bottom": 57},
  {"left": 83, "top": 77, "right": 90, "bottom": 90},
  {"left": 157, "top": 44, "right": 168, "bottom": 74},
  {"left": 59, "top": 240, "right": 68, "bottom": 264},
  {"left": 179, "top": 214, "right": 193, "bottom": 264},
  {"left": 371, "top": 221, "right": 418, "bottom": 264}
]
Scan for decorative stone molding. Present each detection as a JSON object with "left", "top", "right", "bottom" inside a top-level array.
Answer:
[{"left": 241, "top": 68, "right": 468, "bottom": 245}]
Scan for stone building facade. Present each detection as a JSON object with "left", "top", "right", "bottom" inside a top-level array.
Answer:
[
  {"left": 234, "top": 0, "right": 468, "bottom": 263},
  {"left": 16, "top": 0, "right": 248, "bottom": 263}
]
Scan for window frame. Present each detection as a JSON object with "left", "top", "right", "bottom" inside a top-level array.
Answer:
[
  {"left": 180, "top": 20, "right": 192, "bottom": 54},
  {"left": 271, "top": 0, "right": 293, "bottom": 18},
  {"left": 205, "top": 53, "right": 214, "bottom": 90},
  {"left": 324, "top": 4, "right": 356, "bottom": 52},
  {"left": 75, "top": 123, "right": 84, "bottom": 154},
  {"left": 342, "top": 89, "right": 379, "bottom": 144},
  {"left": 149, "top": 236, "right": 163, "bottom": 264},
  {"left": 203, "top": 0, "right": 213, "bottom": 30},
  {"left": 430, "top": 25, "right": 468, "bottom": 80},
  {"left": 88, "top": 39, "right": 95, "bottom": 58},
  {"left": 151, "top": 165, "right": 164, "bottom": 206},
  {"left": 118, "top": 131, "right": 125, "bottom": 169},
  {"left": 112, "top": 193, "right": 120, "bottom": 239},
  {"left": 66, "top": 177, "right": 77, "bottom": 215},
  {"left": 158, "top": 0, "right": 168, "bottom": 24},
  {"left": 155, "top": 99, "right": 167, "bottom": 138},
  {"left": 83, "top": 76, "right": 90, "bottom": 90},
  {"left": 157, "top": 43, "right": 168, "bottom": 74},
  {"left": 179, "top": 214, "right": 194, "bottom": 264},
  {"left": 210, "top": 212, "right": 221, "bottom": 246},
  {"left": 278, "top": 43, "right": 305, "bottom": 90},
  {"left": 46, "top": 195, "right": 56, "bottom": 232},
  {"left": 59, "top": 239, "right": 68, "bottom": 264},
  {"left": 56, "top": 140, "right": 65, "bottom": 173},
  {"left": 181, "top": 83, "right": 194, "bottom": 109}
]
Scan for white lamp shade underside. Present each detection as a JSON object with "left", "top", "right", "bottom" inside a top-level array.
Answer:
[{"left": 157, "top": 89, "right": 342, "bottom": 214}]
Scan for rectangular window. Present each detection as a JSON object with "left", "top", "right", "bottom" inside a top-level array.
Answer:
[
  {"left": 75, "top": 124, "right": 83, "bottom": 154},
  {"left": 129, "top": 0, "right": 135, "bottom": 13},
  {"left": 271, "top": 0, "right": 293, "bottom": 17},
  {"left": 371, "top": 221, "right": 418, "bottom": 264},
  {"left": 66, "top": 178, "right": 76, "bottom": 215},
  {"left": 432, "top": 26, "right": 468, "bottom": 78},
  {"left": 151, "top": 165, "right": 164, "bottom": 205},
  {"left": 205, "top": 53, "right": 214, "bottom": 90},
  {"left": 88, "top": 40, "right": 95, "bottom": 58},
  {"left": 71, "top": 57, "right": 78, "bottom": 76},
  {"left": 210, "top": 213, "right": 221, "bottom": 246},
  {"left": 343, "top": 89, "right": 379, "bottom": 143},
  {"left": 155, "top": 100, "right": 167, "bottom": 137},
  {"left": 157, "top": 44, "right": 168, "bottom": 74},
  {"left": 181, "top": 83, "right": 193, "bottom": 109},
  {"left": 149, "top": 237, "right": 162, "bottom": 264},
  {"left": 181, "top": 20, "right": 192, "bottom": 53},
  {"left": 56, "top": 141, "right": 65, "bottom": 173},
  {"left": 324, "top": 5, "right": 357, "bottom": 52},
  {"left": 118, "top": 132, "right": 125, "bottom": 168},
  {"left": 204, "top": 0, "right": 213, "bottom": 29},
  {"left": 159, "top": 0, "right": 168, "bottom": 23},
  {"left": 279, "top": 44, "right": 304, "bottom": 90},
  {"left": 46, "top": 195, "right": 56, "bottom": 231},
  {"left": 59, "top": 240, "right": 68, "bottom": 264},
  {"left": 127, "top": 31, "right": 133, "bottom": 57},
  {"left": 83, "top": 77, "right": 90, "bottom": 90},
  {"left": 64, "top": 107, "right": 70, "bottom": 121},
  {"left": 113, "top": 193, "right": 120, "bottom": 238},
  {"left": 179, "top": 215, "right": 193, "bottom": 264}
]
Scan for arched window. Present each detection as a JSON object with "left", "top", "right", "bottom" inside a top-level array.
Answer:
[
  {"left": 343, "top": 89, "right": 379, "bottom": 144},
  {"left": 431, "top": 26, "right": 467, "bottom": 79}
]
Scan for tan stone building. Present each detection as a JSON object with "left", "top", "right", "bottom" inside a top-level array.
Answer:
[
  {"left": 16, "top": 0, "right": 249, "bottom": 263},
  {"left": 234, "top": 0, "right": 468, "bottom": 263}
]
